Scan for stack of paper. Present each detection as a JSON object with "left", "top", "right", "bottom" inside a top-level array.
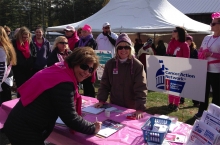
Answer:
[{"left": 82, "top": 106, "right": 105, "bottom": 114}]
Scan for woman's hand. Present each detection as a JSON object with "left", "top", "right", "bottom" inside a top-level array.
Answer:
[
  {"left": 94, "top": 102, "right": 104, "bottom": 108},
  {"left": 94, "top": 122, "right": 102, "bottom": 134},
  {"left": 132, "top": 110, "right": 144, "bottom": 120}
]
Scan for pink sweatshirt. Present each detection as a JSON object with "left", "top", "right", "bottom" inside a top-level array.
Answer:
[{"left": 166, "top": 38, "right": 190, "bottom": 58}]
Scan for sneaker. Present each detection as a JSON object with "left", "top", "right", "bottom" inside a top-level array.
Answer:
[
  {"left": 173, "top": 105, "right": 179, "bottom": 111},
  {"left": 168, "top": 103, "right": 174, "bottom": 110},
  {"left": 194, "top": 112, "right": 203, "bottom": 119}
]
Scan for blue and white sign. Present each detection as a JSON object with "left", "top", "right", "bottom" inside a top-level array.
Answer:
[
  {"left": 146, "top": 56, "right": 207, "bottom": 102},
  {"left": 95, "top": 50, "right": 112, "bottom": 80}
]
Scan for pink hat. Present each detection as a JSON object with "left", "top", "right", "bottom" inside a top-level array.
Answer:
[
  {"left": 186, "top": 35, "right": 193, "bottom": 41},
  {"left": 211, "top": 12, "right": 220, "bottom": 19},
  {"left": 82, "top": 24, "right": 92, "bottom": 33}
]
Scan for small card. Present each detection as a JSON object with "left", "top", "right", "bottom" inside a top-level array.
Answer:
[{"left": 164, "top": 133, "right": 186, "bottom": 143}]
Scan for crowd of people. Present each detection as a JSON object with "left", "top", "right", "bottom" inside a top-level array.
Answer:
[{"left": 0, "top": 11, "right": 220, "bottom": 144}]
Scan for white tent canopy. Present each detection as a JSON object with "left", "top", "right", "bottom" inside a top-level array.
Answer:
[{"left": 47, "top": 0, "right": 211, "bottom": 33}]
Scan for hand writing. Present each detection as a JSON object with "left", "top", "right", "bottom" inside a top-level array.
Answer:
[{"left": 94, "top": 102, "right": 104, "bottom": 108}]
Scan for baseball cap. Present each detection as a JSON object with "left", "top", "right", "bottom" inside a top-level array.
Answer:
[
  {"left": 64, "top": 26, "right": 75, "bottom": 32},
  {"left": 103, "top": 22, "right": 110, "bottom": 27}
]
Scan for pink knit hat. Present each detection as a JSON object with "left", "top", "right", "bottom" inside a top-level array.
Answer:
[
  {"left": 82, "top": 24, "right": 92, "bottom": 33},
  {"left": 115, "top": 33, "right": 132, "bottom": 46}
]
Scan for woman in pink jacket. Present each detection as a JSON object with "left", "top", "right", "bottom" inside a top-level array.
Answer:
[{"left": 166, "top": 26, "right": 190, "bottom": 111}]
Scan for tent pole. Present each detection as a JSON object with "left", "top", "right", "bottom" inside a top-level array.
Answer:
[{"left": 153, "top": 32, "right": 156, "bottom": 44}]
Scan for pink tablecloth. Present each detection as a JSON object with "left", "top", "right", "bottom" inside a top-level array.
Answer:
[{"left": 0, "top": 96, "right": 192, "bottom": 145}]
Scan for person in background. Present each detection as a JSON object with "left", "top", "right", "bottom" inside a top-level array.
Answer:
[
  {"left": 75, "top": 24, "right": 97, "bottom": 98},
  {"left": 166, "top": 26, "right": 190, "bottom": 111},
  {"left": 180, "top": 35, "right": 200, "bottom": 106},
  {"left": 0, "top": 26, "right": 17, "bottom": 105},
  {"left": 12, "top": 26, "right": 37, "bottom": 94},
  {"left": 47, "top": 36, "right": 72, "bottom": 67},
  {"left": 13, "top": 28, "right": 20, "bottom": 40},
  {"left": 134, "top": 38, "right": 143, "bottom": 55},
  {"left": 156, "top": 40, "right": 166, "bottom": 56},
  {"left": 4, "top": 47, "right": 102, "bottom": 144},
  {"left": 64, "top": 25, "right": 79, "bottom": 51},
  {"left": 137, "top": 38, "right": 154, "bottom": 72},
  {"left": 96, "top": 22, "right": 118, "bottom": 57},
  {"left": 94, "top": 33, "right": 147, "bottom": 119},
  {"left": 3, "top": 25, "right": 11, "bottom": 38},
  {"left": 194, "top": 12, "right": 220, "bottom": 119},
  {"left": 77, "top": 27, "right": 82, "bottom": 38},
  {"left": 32, "top": 27, "right": 51, "bottom": 74}
]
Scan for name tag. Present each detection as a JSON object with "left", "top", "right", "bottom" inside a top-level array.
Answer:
[{"left": 113, "top": 68, "right": 118, "bottom": 74}]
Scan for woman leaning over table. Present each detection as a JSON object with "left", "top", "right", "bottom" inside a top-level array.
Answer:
[
  {"left": 194, "top": 12, "right": 220, "bottom": 119},
  {"left": 4, "top": 47, "right": 102, "bottom": 144},
  {"left": 0, "top": 26, "right": 16, "bottom": 105},
  {"left": 12, "top": 26, "right": 37, "bottom": 92},
  {"left": 32, "top": 27, "right": 51, "bottom": 74},
  {"left": 94, "top": 33, "right": 147, "bottom": 119},
  {"left": 47, "top": 36, "right": 72, "bottom": 67},
  {"left": 166, "top": 26, "right": 190, "bottom": 111}
]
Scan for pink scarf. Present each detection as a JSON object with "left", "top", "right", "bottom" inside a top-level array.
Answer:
[
  {"left": 18, "top": 61, "right": 82, "bottom": 115},
  {"left": 67, "top": 32, "right": 79, "bottom": 51},
  {"left": 16, "top": 40, "right": 30, "bottom": 58}
]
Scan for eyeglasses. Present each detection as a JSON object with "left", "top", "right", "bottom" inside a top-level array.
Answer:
[
  {"left": 117, "top": 46, "right": 131, "bottom": 50},
  {"left": 104, "top": 27, "right": 110, "bottom": 29},
  {"left": 210, "top": 22, "right": 220, "bottom": 27},
  {"left": 173, "top": 30, "right": 178, "bottom": 33},
  {"left": 59, "top": 42, "right": 68, "bottom": 45},
  {"left": 80, "top": 64, "right": 94, "bottom": 74}
]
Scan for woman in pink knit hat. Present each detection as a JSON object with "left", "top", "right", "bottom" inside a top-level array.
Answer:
[
  {"left": 94, "top": 33, "right": 147, "bottom": 120},
  {"left": 74, "top": 24, "right": 97, "bottom": 98}
]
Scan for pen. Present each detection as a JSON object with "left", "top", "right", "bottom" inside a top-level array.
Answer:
[{"left": 96, "top": 117, "right": 98, "bottom": 122}]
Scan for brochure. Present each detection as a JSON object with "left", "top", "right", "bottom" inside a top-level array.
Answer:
[
  {"left": 201, "top": 111, "right": 220, "bottom": 133},
  {"left": 96, "top": 119, "right": 124, "bottom": 138},
  {"left": 186, "top": 120, "right": 220, "bottom": 145},
  {"left": 207, "top": 103, "right": 220, "bottom": 118}
]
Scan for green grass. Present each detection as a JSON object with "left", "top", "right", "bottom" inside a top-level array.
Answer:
[{"left": 146, "top": 91, "right": 198, "bottom": 125}]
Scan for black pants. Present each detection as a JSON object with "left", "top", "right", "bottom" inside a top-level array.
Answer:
[
  {"left": 198, "top": 72, "right": 220, "bottom": 113},
  {"left": 82, "top": 76, "right": 95, "bottom": 98},
  {"left": 0, "top": 82, "right": 12, "bottom": 105},
  {"left": 13, "top": 66, "right": 33, "bottom": 98}
]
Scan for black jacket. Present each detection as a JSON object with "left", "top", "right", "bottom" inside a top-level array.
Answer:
[
  {"left": 32, "top": 36, "right": 51, "bottom": 70},
  {"left": 4, "top": 82, "right": 96, "bottom": 143},
  {"left": 47, "top": 47, "right": 72, "bottom": 67}
]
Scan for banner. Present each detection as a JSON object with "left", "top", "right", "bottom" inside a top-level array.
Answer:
[
  {"left": 146, "top": 56, "right": 207, "bottom": 102},
  {"left": 95, "top": 50, "right": 112, "bottom": 80}
]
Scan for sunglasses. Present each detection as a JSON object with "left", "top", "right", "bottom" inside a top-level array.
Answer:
[
  {"left": 210, "top": 22, "right": 220, "bottom": 27},
  {"left": 117, "top": 46, "right": 131, "bottom": 50},
  {"left": 173, "top": 30, "right": 178, "bottom": 33},
  {"left": 80, "top": 64, "right": 94, "bottom": 74},
  {"left": 104, "top": 27, "right": 110, "bottom": 29},
  {"left": 59, "top": 42, "right": 68, "bottom": 45}
]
